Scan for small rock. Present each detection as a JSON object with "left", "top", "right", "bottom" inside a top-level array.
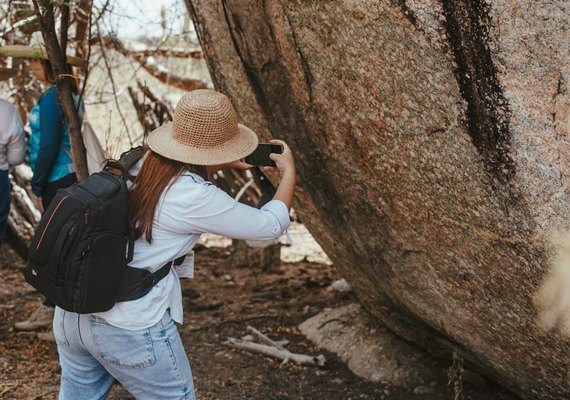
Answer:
[
  {"left": 223, "top": 274, "right": 233, "bottom": 281},
  {"left": 329, "top": 278, "right": 352, "bottom": 292},
  {"left": 225, "top": 377, "right": 238, "bottom": 386},
  {"left": 413, "top": 385, "right": 434, "bottom": 394}
]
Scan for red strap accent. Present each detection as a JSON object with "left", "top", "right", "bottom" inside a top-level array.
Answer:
[{"left": 36, "top": 195, "right": 70, "bottom": 251}]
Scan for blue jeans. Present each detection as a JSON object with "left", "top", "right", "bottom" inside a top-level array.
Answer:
[
  {"left": 0, "top": 169, "right": 9, "bottom": 244},
  {"left": 53, "top": 308, "right": 195, "bottom": 400}
]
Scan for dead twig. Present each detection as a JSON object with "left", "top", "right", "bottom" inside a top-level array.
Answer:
[
  {"left": 28, "top": 386, "right": 58, "bottom": 400},
  {"left": 224, "top": 327, "right": 326, "bottom": 367},
  {"left": 0, "top": 384, "right": 20, "bottom": 397},
  {"left": 224, "top": 337, "right": 326, "bottom": 367},
  {"left": 95, "top": 20, "right": 134, "bottom": 147},
  {"left": 246, "top": 325, "right": 287, "bottom": 351}
]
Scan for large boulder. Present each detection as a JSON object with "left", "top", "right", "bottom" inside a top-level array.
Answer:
[{"left": 186, "top": 1, "right": 570, "bottom": 398}]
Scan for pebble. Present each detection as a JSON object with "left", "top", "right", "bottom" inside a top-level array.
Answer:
[
  {"left": 329, "top": 278, "right": 352, "bottom": 292},
  {"left": 414, "top": 385, "right": 434, "bottom": 394}
]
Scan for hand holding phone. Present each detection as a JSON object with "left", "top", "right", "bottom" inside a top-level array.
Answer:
[
  {"left": 266, "top": 139, "right": 296, "bottom": 210},
  {"left": 244, "top": 143, "right": 284, "bottom": 167}
]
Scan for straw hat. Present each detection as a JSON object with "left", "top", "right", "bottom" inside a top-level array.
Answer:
[
  {"left": 0, "top": 44, "right": 84, "bottom": 67},
  {"left": 147, "top": 90, "right": 258, "bottom": 166},
  {"left": 0, "top": 67, "right": 16, "bottom": 81}
]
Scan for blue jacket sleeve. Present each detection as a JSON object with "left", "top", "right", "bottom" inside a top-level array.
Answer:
[{"left": 31, "top": 87, "right": 65, "bottom": 196}]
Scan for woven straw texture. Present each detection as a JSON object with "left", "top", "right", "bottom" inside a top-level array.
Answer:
[
  {"left": 0, "top": 67, "right": 16, "bottom": 81},
  {"left": 147, "top": 90, "right": 258, "bottom": 166},
  {"left": 0, "top": 45, "right": 84, "bottom": 67}
]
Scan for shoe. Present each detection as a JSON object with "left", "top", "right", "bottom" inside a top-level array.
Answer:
[
  {"left": 14, "top": 302, "right": 55, "bottom": 331},
  {"left": 37, "top": 328, "right": 55, "bottom": 342}
]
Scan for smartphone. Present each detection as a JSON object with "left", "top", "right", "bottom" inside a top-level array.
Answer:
[{"left": 244, "top": 143, "right": 283, "bottom": 167}]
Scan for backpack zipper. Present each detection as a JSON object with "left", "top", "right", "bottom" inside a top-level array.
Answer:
[{"left": 35, "top": 195, "right": 70, "bottom": 251}]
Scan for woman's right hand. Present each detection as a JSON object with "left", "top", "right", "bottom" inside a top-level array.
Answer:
[
  {"left": 268, "top": 139, "right": 295, "bottom": 176},
  {"left": 267, "top": 139, "right": 296, "bottom": 210}
]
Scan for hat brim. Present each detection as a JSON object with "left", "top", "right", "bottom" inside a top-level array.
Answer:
[
  {"left": 0, "top": 67, "right": 16, "bottom": 81},
  {"left": 0, "top": 45, "right": 84, "bottom": 67},
  {"left": 147, "top": 122, "right": 259, "bottom": 166}
]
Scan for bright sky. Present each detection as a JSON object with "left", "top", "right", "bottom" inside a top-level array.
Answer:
[{"left": 95, "top": 0, "right": 193, "bottom": 39}]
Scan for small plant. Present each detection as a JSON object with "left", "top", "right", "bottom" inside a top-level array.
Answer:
[{"left": 448, "top": 351, "right": 464, "bottom": 400}]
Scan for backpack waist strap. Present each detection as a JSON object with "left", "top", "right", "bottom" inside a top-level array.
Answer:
[{"left": 116, "top": 256, "right": 186, "bottom": 302}]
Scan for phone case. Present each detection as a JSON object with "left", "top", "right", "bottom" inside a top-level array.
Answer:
[{"left": 245, "top": 144, "right": 283, "bottom": 167}]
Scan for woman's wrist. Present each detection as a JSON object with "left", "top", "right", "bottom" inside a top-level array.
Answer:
[{"left": 279, "top": 171, "right": 296, "bottom": 190}]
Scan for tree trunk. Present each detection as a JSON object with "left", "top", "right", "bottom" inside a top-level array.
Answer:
[{"left": 187, "top": 1, "right": 570, "bottom": 399}]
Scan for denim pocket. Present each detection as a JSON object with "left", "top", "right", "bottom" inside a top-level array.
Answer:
[
  {"left": 53, "top": 307, "right": 70, "bottom": 347},
  {"left": 90, "top": 316, "right": 156, "bottom": 369}
]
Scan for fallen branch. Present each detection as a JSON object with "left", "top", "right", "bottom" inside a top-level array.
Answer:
[
  {"left": 7, "top": 166, "right": 39, "bottom": 259},
  {"left": 131, "top": 54, "right": 210, "bottom": 91},
  {"left": 130, "top": 47, "right": 203, "bottom": 59},
  {"left": 10, "top": 182, "right": 41, "bottom": 225},
  {"left": 90, "top": 36, "right": 203, "bottom": 59},
  {"left": 223, "top": 327, "right": 326, "bottom": 367},
  {"left": 0, "top": 384, "right": 20, "bottom": 398},
  {"left": 246, "top": 325, "right": 288, "bottom": 350}
]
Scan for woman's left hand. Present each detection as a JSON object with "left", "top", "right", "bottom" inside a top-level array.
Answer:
[{"left": 207, "top": 160, "right": 253, "bottom": 174}]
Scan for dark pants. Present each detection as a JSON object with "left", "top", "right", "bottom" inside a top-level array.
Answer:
[
  {"left": 41, "top": 173, "right": 77, "bottom": 210},
  {"left": 0, "top": 169, "right": 9, "bottom": 245},
  {"left": 41, "top": 173, "right": 77, "bottom": 308}
]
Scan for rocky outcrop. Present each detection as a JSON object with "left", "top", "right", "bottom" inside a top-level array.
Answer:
[{"left": 186, "top": 1, "right": 570, "bottom": 398}]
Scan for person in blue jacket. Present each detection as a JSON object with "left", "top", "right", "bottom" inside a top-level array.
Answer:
[
  {"left": 28, "top": 58, "right": 80, "bottom": 212},
  {"left": 15, "top": 57, "right": 82, "bottom": 340}
]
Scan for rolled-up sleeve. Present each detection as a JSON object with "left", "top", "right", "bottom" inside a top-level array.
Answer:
[
  {"left": 259, "top": 200, "right": 291, "bottom": 232},
  {"left": 180, "top": 183, "right": 290, "bottom": 240}
]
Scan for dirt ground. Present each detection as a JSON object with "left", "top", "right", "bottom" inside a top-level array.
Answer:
[{"left": 0, "top": 226, "right": 520, "bottom": 400}]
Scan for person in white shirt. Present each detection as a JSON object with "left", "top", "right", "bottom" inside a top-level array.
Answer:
[
  {"left": 53, "top": 89, "right": 297, "bottom": 399},
  {"left": 0, "top": 68, "right": 26, "bottom": 250}
]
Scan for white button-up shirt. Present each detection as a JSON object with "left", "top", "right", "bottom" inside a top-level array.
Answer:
[
  {"left": 95, "top": 171, "right": 290, "bottom": 330},
  {"left": 0, "top": 99, "right": 25, "bottom": 171}
]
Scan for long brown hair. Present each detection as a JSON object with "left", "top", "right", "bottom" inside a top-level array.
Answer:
[{"left": 129, "top": 150, "right": 206, "bottom": 243}]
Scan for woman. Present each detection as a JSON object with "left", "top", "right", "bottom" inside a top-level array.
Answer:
[
  {"left": 14, "top": 57, "right": 82, "bottom": 339},
  {"left": 28, "top": 58, "right": 80, "bottom": 212},
  {"left": 53, "top": 89, "right": 296, "bottom": 399}
]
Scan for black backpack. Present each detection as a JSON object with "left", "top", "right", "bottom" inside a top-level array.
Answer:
[{"left": 25, "top": 147, "right": 182, "bottom": 314}]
